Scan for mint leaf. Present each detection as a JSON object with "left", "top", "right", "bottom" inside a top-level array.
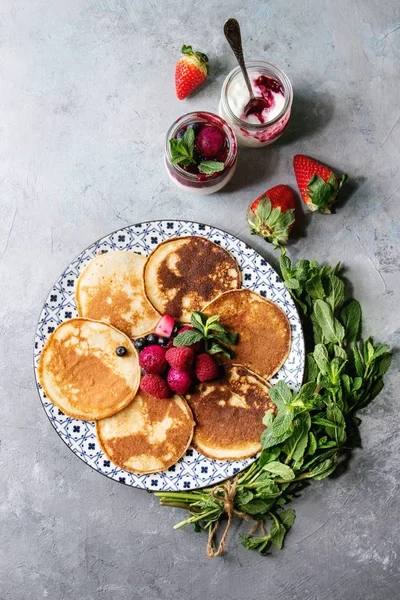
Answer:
[
  {"left": 169, "top": 136, "right": 195, "bottom": 167},
  {"left": 208, "top": 341, "right": 234, "bottom": 359},
  {"left": 313, "top": 299, "right": 345, "bottom": 343},
  {"left": 263, "top": 462, "right": 295, "bottom": 480},
  {"left": 326, "top": 275, "right": 345, "bottom": 311},
  {"left": 268, "top": 380, "right": 293, "bottom": 409},
  {"left": 272, "top": 408, "right": 294, "bottom": 437},
  {"left": 191, "top": 311, "right": 207, "bottom": 331},
  {"left": 377, "top": 353, "right": 392, "bottom": 376},
  {"left": 183, "top": 127, "right": 195, "bottom": 153},
  {"left": 198, "top": 161, "right": 225, "bottom": 174},
  {"left": 280, "top": 509, "right": 296, "bottom": 530},
  {"left": 352, "top": 342, "right": 364, "bottom": 377},
  {"left": 307, "top": 431, "right": 317, "bottom": 455},
  {"left": 310, "top": 456, "right": 338, "bottom": 480},
  {"left": 174, "top": 330, "right": 204, "bottom": 347},
  {"left": 270, "top": 523, "right": 286, "bottom": 549},
  {"left": 305, "top": 273, "right": 325, "bottom": 299},
  {"left": 259, "top": 446, "right": 281, "bottom": 466},
  {"left": 340, "top": 300, "right": 361, "bottom": 342},
  {"left": 209, "top": 331, "right": 238, "bottom": 346},
  {"left": 240, "top": 498, "right": 270, "bottom": 515},
  {"left": 284, "top": 278, "right": 300, "bottom": 290},
  {"left": 313, "top": 344, "right": 330, "bottom": 374},
  {"left": 260, "top": 426, "right": 293, "bottom": 449}
]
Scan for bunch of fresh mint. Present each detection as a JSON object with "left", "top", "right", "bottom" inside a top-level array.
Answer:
[
  {"left": 155, "top": 249, "right": 391, "bottom": 557},
  {"left": 174, "top": 311, "right": 238, "bottom": 358},
  {"left": 169, "top": 128, "right": 225, "bottom": 175}
]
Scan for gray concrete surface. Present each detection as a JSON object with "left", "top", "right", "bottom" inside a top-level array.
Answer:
[{"left": 1, "top": 1, "right": 399, "bottom": 598}]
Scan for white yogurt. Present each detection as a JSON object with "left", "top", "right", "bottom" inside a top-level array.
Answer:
[
  {"left": 227, "top": 71, "right": 286, "bottom": 124},
  {"left": 219, "top": 63, "right": 293, "bottom": 148}
]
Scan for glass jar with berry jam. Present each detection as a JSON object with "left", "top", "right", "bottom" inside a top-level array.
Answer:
[
  {"left": 165, "top": 112, "right": 237, "bottom": 195},
  {"left": 219, "top": 61, "right": 293, "bottom": 148}
]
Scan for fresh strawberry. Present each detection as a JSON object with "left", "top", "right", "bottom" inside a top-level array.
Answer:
[
  {"left": 247, "top": 185, "right": 296, "bottom": 247},
  {"left": 175, "top": 45, "right": 208, "bottom": 100},
  {"left": 139, "top": 345, "right": 167, "bottom": 374},
  {"left": 195, "top": 353, "right": 219, "bottom": 382},
  {"left": 155, "top": 315, "right": 175, "bottom": 338},
  {"left": 140, "top": 374, "right": 170, "bottom": 399},
  {"left": 167, "top": 368, "right": 192, "bottom": 395},
  {"left": 165, "top": 346, "right": 194, "bottom": 372},
  {"left": 293, "top": 154, "right": 349, "bottom": 213}
]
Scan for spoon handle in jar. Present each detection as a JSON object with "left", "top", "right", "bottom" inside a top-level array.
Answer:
[{"left": 223, "top": 18, "right": 254, "bottom": 100}]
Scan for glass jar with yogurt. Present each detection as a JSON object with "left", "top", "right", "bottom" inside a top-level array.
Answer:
[
  {"left": 219, "top": 61, "right": 293, "bottom": 148},
  {"left": 165, "top": 112, "right": 237, "bottom": 195}
]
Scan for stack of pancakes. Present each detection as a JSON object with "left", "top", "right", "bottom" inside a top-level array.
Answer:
[{"left": 38, "top": 236, "right": 291, "bottom": 474}]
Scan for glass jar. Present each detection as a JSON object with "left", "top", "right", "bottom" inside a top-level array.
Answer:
[
  {"left": 219, "top": 61, "right": 293, "bottom": 148},
  {"left": 165, "top": 112, "right": 237, "bottom": 195}
]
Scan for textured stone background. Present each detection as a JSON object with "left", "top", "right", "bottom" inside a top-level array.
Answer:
[{"left": 1, "top": 1, "right": 399, "bottom": 598}]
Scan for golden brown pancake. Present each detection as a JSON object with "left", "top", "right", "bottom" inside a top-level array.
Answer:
[
  {"left": 75, "top": 251, "right": 160, "bottom": 338},
  {"left": 38, "top": 318, "right": 140, "bottom": 421},
  {"left": 186, "top": 364, "right": 275, "bottom": 460},
  {"left": 202, "top": 289, "right": 291, "bottom": 380},
  {"left": 144, "top": 236, "right": 241, "bottom": 322},
  {"left": 96, "top": 389, "right": 194, "bottom": 473}
]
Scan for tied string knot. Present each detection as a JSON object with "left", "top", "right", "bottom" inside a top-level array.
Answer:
[{"left": 206, "top": 475, "right": 253, "bottom": 558}]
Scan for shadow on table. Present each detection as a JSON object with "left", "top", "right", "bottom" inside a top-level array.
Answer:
[{"left": 276, "top": 88, "right": 335, "bottom": 146}]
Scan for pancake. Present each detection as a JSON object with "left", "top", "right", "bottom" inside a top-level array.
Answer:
[
  {"left": 96, "top": 389, "right": 194, "bottom": 473},
  {"left": 186, "top": 364, "right": 275, "bottom": 460},
  {"left": 75, "top": 251, "right": 160, "bottom": 338},
  {"left": 38, "top": 318, "right": 140, "bottom": 421},
  {"left": 202, "top": 289, "right": 291, "bottom": 380},
  {"left": 144, "top": 236, "right": 241, "bottom": 322}
]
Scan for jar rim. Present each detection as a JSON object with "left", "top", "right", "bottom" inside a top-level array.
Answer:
[
  {"left": 165, "top": 112, "right": 237, "bottom": 182},
  {"left": 221, "top": 61, "right": 293, "bottom": 130}
]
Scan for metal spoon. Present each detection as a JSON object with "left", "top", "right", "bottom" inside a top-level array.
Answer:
[{"left": 223, "top": 18, "right": 268, "bottom": 117}]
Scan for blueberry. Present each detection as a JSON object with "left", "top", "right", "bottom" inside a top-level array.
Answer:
[
  {"left": 172, "top": 324, "right": 180, "bottom": 337},
  {"left": 134, "top": 338, "right": 146, "bottom": 351},
  {"left": 141, "top": 368, "right": 147, "bottom": 376},
  {"left": 145, "top": 333, "right": 158, "bottom": 345},
  {"left": 158, "top": 336, "right": 170, "bottom": 347},
  {"left": 187, "top": 123, "right": 201, "bottom": 136},
  {"left": 176, "top": 128, "right": 185, "bottom": 140},
  {"left": 116, "top": 346, "right": 127, "bottom": 357}
]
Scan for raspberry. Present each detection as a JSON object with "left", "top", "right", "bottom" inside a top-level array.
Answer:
[
  {"left": 165, "top": 346, "right": 194, "bottom": 372},
  {"left": 195, "top": 353, "right": 219, "bottom": 382},
  {"left": 167, "top": 368, "right": 192, "bottom": 395},
  {"left": 139, "top": 345, "right": 167, "bottom": 374},
  {"left": 140, "top": 374, "right": 170, "bottom": 399}
]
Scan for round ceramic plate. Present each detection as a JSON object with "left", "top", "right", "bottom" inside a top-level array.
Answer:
[{"left": 34, "top": 220, "right": 305, "bottom": 491}]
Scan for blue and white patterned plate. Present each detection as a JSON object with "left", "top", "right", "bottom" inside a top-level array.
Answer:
[{"left": 34, "top": 220, "right": 304, "bottom": 491}]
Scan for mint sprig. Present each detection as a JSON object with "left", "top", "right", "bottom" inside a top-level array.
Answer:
[
  {"left": 173, "top": 311, "right": 238, "bottom": 358},
  {"left": 155, "top": 248, "right": 391, "bottom": 558},
  {"left": 169, "top": 129, "right": 225, "bottom": 174}
]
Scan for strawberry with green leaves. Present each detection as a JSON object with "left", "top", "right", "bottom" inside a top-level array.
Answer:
[
  {"left": 247, "top": 185, "right": 297, "bottom": 248},
  {"left": 175, "top": 45, "right": 208, "bottom": 100},
  {"left": 293, "top": 154, "right": 348, "bottom": 214}
]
